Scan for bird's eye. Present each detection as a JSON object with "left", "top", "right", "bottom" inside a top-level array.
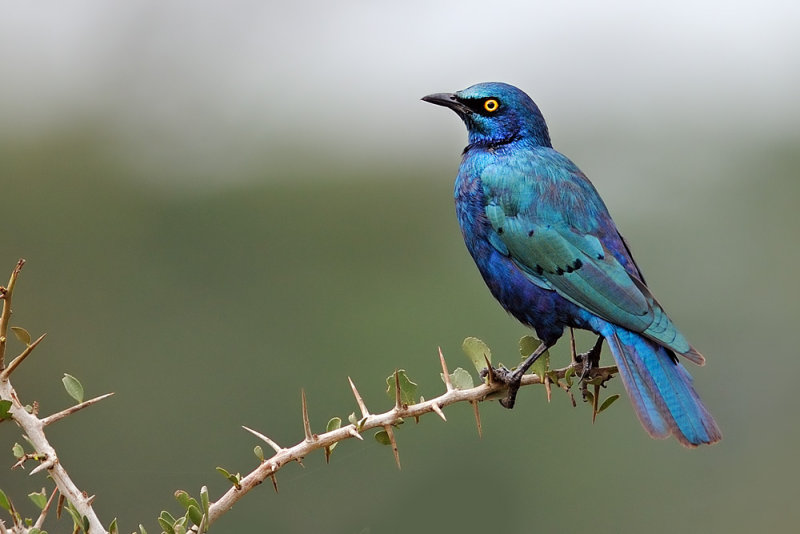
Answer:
[{"left": 483, "top": 99, "right": 499, "bottom": 113}]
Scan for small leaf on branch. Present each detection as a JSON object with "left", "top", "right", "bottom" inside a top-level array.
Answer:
[
  {"left": 564, "top": 366, "right": 575, "bottom": 387},
  {"left": 518, "top": 335, "right": 540, "bottom": 358},
  {"left": 201, "top": 486, "right": 210, "bottom": 517},
  {"left": 109, "top": 518, "right": 119, "bottom": 534},
  {"left": 187, "top": 504, "right": 203, "bottom": 527},
  {"left": 158, "top": 510, "right": 176, "bottom": 534},
  {"left": 254, "top": 445, "right": 264, "bottom": 461},
  {"left": 28, "top": 489, "right": 47, "bottom": 509},
  {"left": 462, "top": 337, "right": 491, "bottom": 372},
  {"left": 12, "top": 442, "right": 24, "bottom": 458},
  {"left": 443, "top": 367, "right": 474, "bottom": 390},
  {"left": 385, "top": 370, "right": 417, "bottom": 406},
  {"left": 520, "top": 335, "right": 550, "bottom": 378},
  {"left": 347, "top": 412, "right": 358, "bottom": 425},
  {"left": 374, "top": 430, "right": 391, "bottom": 446},
  {"left": 325, "top": 417, "right": 342, "bottom": 462},
  {"left": 215, "top": 467, "right": 241, "bottom": 489},
  {"left": 0, "top": 488, "right": 11, "bottom": 511},
  {"left": 174, "top": 490, "right": 200, "bottom": 512},
  {"left": 327, "top": 417, "right": 342, "bottom": 433},
  {"left": 0, "top": 399, "right": 11, "bottom": 421},
  {"left": 63, "top": 502, "right": 83, "bottom": 530},
  {"left": 597, "top": 394, "right": 620, "bottom": 414},
  {"left": 62, "top": 373, "right": 84, "bottom": 403},
  {"left": 10, "top": 326, "right": 31, "bottom": 345}
]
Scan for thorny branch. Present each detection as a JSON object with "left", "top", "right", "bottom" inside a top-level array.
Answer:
[
  {"left": 0, "top": 260, "right": 618, "bottom": 533},
  {"left": 0, "top": 260, "right": 112, "bottom": 533},
  {"left": 196, "top": 349, "right": 616, "bottom": 531}
]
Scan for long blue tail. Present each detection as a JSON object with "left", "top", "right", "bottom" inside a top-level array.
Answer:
[{"left": 602, "top": 326, "right": 722, "bottom": 447}]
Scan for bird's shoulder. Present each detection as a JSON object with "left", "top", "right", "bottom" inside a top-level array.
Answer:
[{"left": 467, "top": 145, "right": 610, "bottom": 233}]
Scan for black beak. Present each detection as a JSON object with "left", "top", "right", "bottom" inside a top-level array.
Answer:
[{"left": 422, "top": 92, "right": 470, "bottom": 114}]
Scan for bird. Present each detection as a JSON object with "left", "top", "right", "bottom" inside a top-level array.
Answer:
[{"left": 423, "top": 82, "right": 721, "bottom": 447}]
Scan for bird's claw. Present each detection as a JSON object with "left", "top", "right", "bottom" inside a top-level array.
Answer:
[
  {"left": 480, "top": 365, "right": 522, "bottom": 409},
  {"left": 577, "top": 337, "right": 604, "bottom": 382}
]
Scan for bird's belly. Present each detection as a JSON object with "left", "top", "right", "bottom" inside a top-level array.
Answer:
[{"left": 470, "top": 244, "right": 592, "bottom": 345}]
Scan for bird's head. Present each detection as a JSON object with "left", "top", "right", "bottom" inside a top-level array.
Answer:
[{"left": 423, "top": 82, "right": 551, "bottom": 149}]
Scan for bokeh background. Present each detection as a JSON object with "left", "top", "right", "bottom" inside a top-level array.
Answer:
[{"left": 1, "top": 1, "right": 798, "bottom": 532}]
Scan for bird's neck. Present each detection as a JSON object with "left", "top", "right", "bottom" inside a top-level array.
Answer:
[{"left": 463, "top": 132, "right": 524, "bottom": 155}]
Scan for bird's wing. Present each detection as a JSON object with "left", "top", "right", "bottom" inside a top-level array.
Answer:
[{"left": 481, "top": 156, "right": 702, "bottom": 363}]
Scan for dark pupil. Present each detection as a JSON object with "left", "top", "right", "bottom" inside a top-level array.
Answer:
[{"left": 464, "top": 98, "right": 498, "bottom": 115}]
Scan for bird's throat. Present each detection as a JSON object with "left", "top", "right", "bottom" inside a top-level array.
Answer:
[{"left": 463, "top": 132, "right": 524, "bottom": 155}]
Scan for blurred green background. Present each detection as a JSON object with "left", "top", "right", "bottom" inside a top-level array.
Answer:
[{"left": 1, "top": 1, "right": 798, "bottom": 533}]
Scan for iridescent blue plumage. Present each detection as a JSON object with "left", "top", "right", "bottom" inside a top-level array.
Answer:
[{"left": 424, "top": 82, "right": 721, "bottom": 447}]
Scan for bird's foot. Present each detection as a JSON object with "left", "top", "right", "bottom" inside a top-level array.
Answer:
[
  {"left": 576, "top": 336, "right": 604, "bottom": 382},
  {"left": 480, "top": 365, "right": 523, "bottom": 409}
]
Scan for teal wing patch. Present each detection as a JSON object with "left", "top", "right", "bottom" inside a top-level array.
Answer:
[{"left": 486, "top": 201, "right": 692, "bottom": 355}]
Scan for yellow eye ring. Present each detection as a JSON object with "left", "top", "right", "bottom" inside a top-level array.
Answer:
[{"left": 484, "top": 99, "right": 499, "bottom": 112}]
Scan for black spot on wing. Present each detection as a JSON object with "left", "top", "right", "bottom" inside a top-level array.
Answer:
[{"left": 553, "top": 258, "right": 584, "bottom": 276}]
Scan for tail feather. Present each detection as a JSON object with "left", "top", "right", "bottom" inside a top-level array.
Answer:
[{"left": 604, "top": 327, "right": 722, "bottom": 447}]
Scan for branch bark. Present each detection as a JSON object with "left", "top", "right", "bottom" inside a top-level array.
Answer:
[
  {"left": 0, "top": 260, "right": 109, "bottom": 534},
  {"left": 197, "top": 357, "right": 617, "bottom": 530}
]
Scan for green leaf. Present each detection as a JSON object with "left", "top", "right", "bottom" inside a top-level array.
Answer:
[
  {"left": 347, "top": 412, "right": 358, "bottom": 425},
  {"left": 254, "top": 445, "right": 264, "bottom": 461},
  {"left": 530, "top": 353, "right": 550, "bottom": 380},
  {"left": 597, "top": 394, "right": 620, "bottom": 414},
  {"left": 62, "top": 373, "right": 84, "bottom": 403},
  {"left": 200, "top": 486, "right": 210, "bottom": 517},
  {"left": 174, "top": 490, "right": 199, "bottom": 512},
  {"left": 385, "top": 370, "right": 418, "bottom": 406},
  {"left": 443, "top": 367, "right": 474, "bottom": 390},
  {"left": 462, "top": 337, "right": 491, "bottom": 372},
  {"left": 0, "top": 488, "right": 11, "bottom": 511},
  {"left": 29, "top": 489, "right": 47, "bottom": 509},
  {"left": 138, "top": 524, "right": 149, "bottom": 534},
  {"left": 519, "top": 335, "right": 550, "bottom": 378},
  {"left": 0, "top": 399, "right": 12, "bottom": 421},
  {"left": 10, "top": 326, "right": 31, "bottom": 345},
  {"left": 187, "top": 505, "right": 203, "bottom": 527},
  {"left": 518, "top": 335, "right": 541, "bottom": 358},
  {"left": 583, "top": 390, "right": 594, "bottom": 404},
  {"left": 374, "top": 430, "right": 391, "bottom": 446},
  {"left": 585, "top": 376, "right": 605, "bottom": 386},
  {"left": 325, "top": 417, "right": 342, "bottom": 456},
  {"left": 12, "top": 442, "right": 24, "bottom": 458},
  {"left": 326, "top": 417, "right": 342, "bottom": 432},
  {"left": 157, "top": 516, "right": 175, "bottom": 534},
  {"left": 564, "top": 366, "right": 575, "bottom": 387},
  {"left": 63, "top": 502, "right": 83, "bottom": 529},
  {"left": 215, "top": 467, "right": 241, "bottom": 489},
  {"left": 109, "top": 518, "right": 119, "bottom": 534}
]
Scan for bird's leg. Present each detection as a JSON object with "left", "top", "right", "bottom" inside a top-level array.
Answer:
[
  {"left": 577, "top": 335, "right": 604, "bottom": 381},
  {"left": 489, "top": 342, "right": 551, "bottom": 410}
]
